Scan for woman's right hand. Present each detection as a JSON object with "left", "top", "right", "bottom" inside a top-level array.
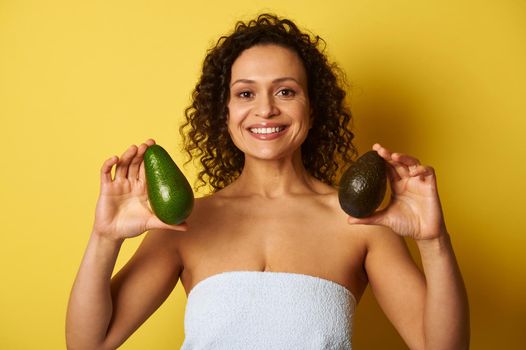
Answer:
[{"left": 92, "top": 138, "right": 188, "bottom": 242}]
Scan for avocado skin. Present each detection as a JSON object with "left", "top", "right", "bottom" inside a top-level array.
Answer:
[
  {"left": 338, "top": 150, "right": 387, "bottom": 218},
  {"left": 144, "top": 144, "right": 194, "bottom": 225}
]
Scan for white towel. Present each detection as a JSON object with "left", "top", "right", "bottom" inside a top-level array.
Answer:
[{"left": 181, "top": 270, "right": 356, "bottom": 349}]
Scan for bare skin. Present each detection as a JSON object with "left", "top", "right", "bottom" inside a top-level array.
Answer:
[
  {"left": 179, "top": 180, "right": 369, "bottom": 300},
  {"left": 66, "top": 45, "right": 469, "bottom": 350}
]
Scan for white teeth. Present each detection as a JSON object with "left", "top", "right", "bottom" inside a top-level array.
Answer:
[{"left": 249, "top": 126, "right": 285, "bottom": 134}]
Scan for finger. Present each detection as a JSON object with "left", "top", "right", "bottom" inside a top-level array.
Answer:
[
  {"left": 139, "top": 157, "right": 146, "bottom": 182},
  {"left": 423, "top": 166, "right": 436, "bottom": 184},
  {"left": 150, "top": 217, "right": 189, "bottom": 231},
  {"left": 100, "top": 155, "right": 118, "bottom": 184},
  {"left": 377, "top": 145, "right": 423, "bottom": 178},
  {"left": 169, "top": 222, "right": 189, "bottom": 231},
  {"left": 128, "top": 143, "right": 148, "bottom": 180},
  {"left": 384, "top": 154, "right": 411, "bottom": 178},
  {"left": 409, "top": 165, "right": 436, "bottom": 185},
  {"left": 408, "top": 164, "right": 432, "bottom": 177},
  {"left": 392, "top": 153, "right": 420, "bottom": 166},
  {"left": 373, "top": 143, "right": 409, "bottom": 180},
  {"left": 348, "top": 216, "right": 374, "bottom": 225},
  {"left": 386, "top": 161, "right": 402, "bottom": 182},
  {"left": 115, "top": 145, "right": 138, "bottom": 180},
  {"left": 347, "top": 208, "right": 386, "bottom": 226},
  {"left": 137, "top": 139, "right": 156, "bottom": 181},
  {"left": 372, "top": 144, "right": 402, "bottom": 180},
  {"left": 388, "top": 153, "right": 417, "bottom": 179},
  {"left": 372, "top": 143, "right": 393, "bottom": 161}
]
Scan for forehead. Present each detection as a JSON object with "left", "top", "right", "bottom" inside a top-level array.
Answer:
[{"left": 230, "top": 44, "right": 307, "bottom": 83}]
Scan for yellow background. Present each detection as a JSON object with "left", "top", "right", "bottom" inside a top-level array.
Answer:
[{"left": 1, "top": 0, "right": 525, "bottom": 348}]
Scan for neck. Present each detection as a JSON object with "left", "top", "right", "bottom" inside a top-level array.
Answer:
[{"left": 226, "top": 150, "right": 318, "bottom": 198}]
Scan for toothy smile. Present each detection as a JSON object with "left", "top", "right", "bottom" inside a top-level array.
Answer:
[{"left": 249, "top": 126, "right": 287, "bottom": 134}]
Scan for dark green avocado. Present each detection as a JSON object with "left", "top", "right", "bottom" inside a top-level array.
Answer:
[
  {"left": 144, "top": 144, "right": 194, "bottom": 225},
  {"left": 338, "top": 150, "right": 387, "bottom": 218}
]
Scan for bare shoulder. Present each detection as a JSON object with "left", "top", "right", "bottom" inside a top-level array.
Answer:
[
  {"left": 316, "top": 183, "right": 412, "bottom": 262},
  {"left": 314, "top": 179, "right": 406, "bottom": 243},
  {"left": 184, "top": 193, "right": 228, "bottom": 226},
  {"left": 314, "top": 185, "right": 373, "bottom": 233},
  {"left": 137, "top": 196, "right": 219, "bottom": 257}
]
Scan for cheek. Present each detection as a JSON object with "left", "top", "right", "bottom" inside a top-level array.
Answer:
[
  {"left": 292, "top": 104, "right": 311, "bottom": 126},
  {"left": 227, "top": 103, "right": 250, "bottom": 124},
  {"left": 226, "top": 109, "right": 243, "bottom": 138}
]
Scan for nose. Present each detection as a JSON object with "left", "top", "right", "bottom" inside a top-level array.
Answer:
[{"left": 254, "top": 94, "right": 279, "bottom": 118}]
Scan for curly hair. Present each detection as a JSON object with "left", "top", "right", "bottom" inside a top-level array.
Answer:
[{"left": 180, "top": 13, "right": 357, "bottom": 193}]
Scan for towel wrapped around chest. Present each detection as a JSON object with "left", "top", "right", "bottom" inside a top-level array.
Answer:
[{"left": 180, "top": 270, "right": 356, "bottom": 350}]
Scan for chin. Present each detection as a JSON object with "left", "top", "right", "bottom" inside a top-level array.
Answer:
[{"left": 245, "top": 148, "right": 293, "bottom": 161}]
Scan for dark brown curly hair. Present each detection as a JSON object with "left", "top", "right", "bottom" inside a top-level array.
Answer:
[{"left": 180, "top": 13, "right": 357, "bottom": 193}]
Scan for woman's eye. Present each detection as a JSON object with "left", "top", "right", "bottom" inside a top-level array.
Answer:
[
  {"left": 238, "top": 91, "right": 253, "bottom": 98},
  {"left": 277, "top": 89, "right": 296, "bottom": 97}
]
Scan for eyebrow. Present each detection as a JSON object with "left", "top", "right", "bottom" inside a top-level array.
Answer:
[{"left": 230, "top": 77, "right": 301, "bottom": 87}]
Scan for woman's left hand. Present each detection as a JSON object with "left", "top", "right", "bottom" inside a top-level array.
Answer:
[{"left": 347, "top": 143, "right": 447, "bottom": 240}]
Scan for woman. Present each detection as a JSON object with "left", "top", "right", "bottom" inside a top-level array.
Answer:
[{"left": 66, "top": 14, "right": 469, "bottom": 349}]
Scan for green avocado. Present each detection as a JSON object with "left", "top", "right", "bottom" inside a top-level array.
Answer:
[
  {"left": 338, "top": 150, "right": 387, "bottom": 218},
  {"left": 144, "top": 144, "right": 194, "bottom": 225}
]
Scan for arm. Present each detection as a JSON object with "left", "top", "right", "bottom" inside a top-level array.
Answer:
[
  {"left": 349, "top": 143, "right": 469, "bottom": 350},
  {"left": 66, "top": 140, "right": 187, "bottom": 350},
  {"left": 66, "top": 230, "right": 183, "bottom": 350},
  {"left": 416, "top": 233, "right": 469, "bottom": 350},
  {"left": 364, "top": 227, "right": 469, "bottom": 350},
  {"left": 66, "top": 233, "right": 122, "bottom": 350}
]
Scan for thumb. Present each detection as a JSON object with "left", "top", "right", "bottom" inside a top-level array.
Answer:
[
  {"left": 347, "top": 209, "right": 386, "bottom": 226},
  {"left": 149, "top": 216, "right": 189, "bottom": 232}
]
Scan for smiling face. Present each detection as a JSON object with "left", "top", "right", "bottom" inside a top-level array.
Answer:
[{"left": 226, "top": 44, "right": 311, "bottom": 161}]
